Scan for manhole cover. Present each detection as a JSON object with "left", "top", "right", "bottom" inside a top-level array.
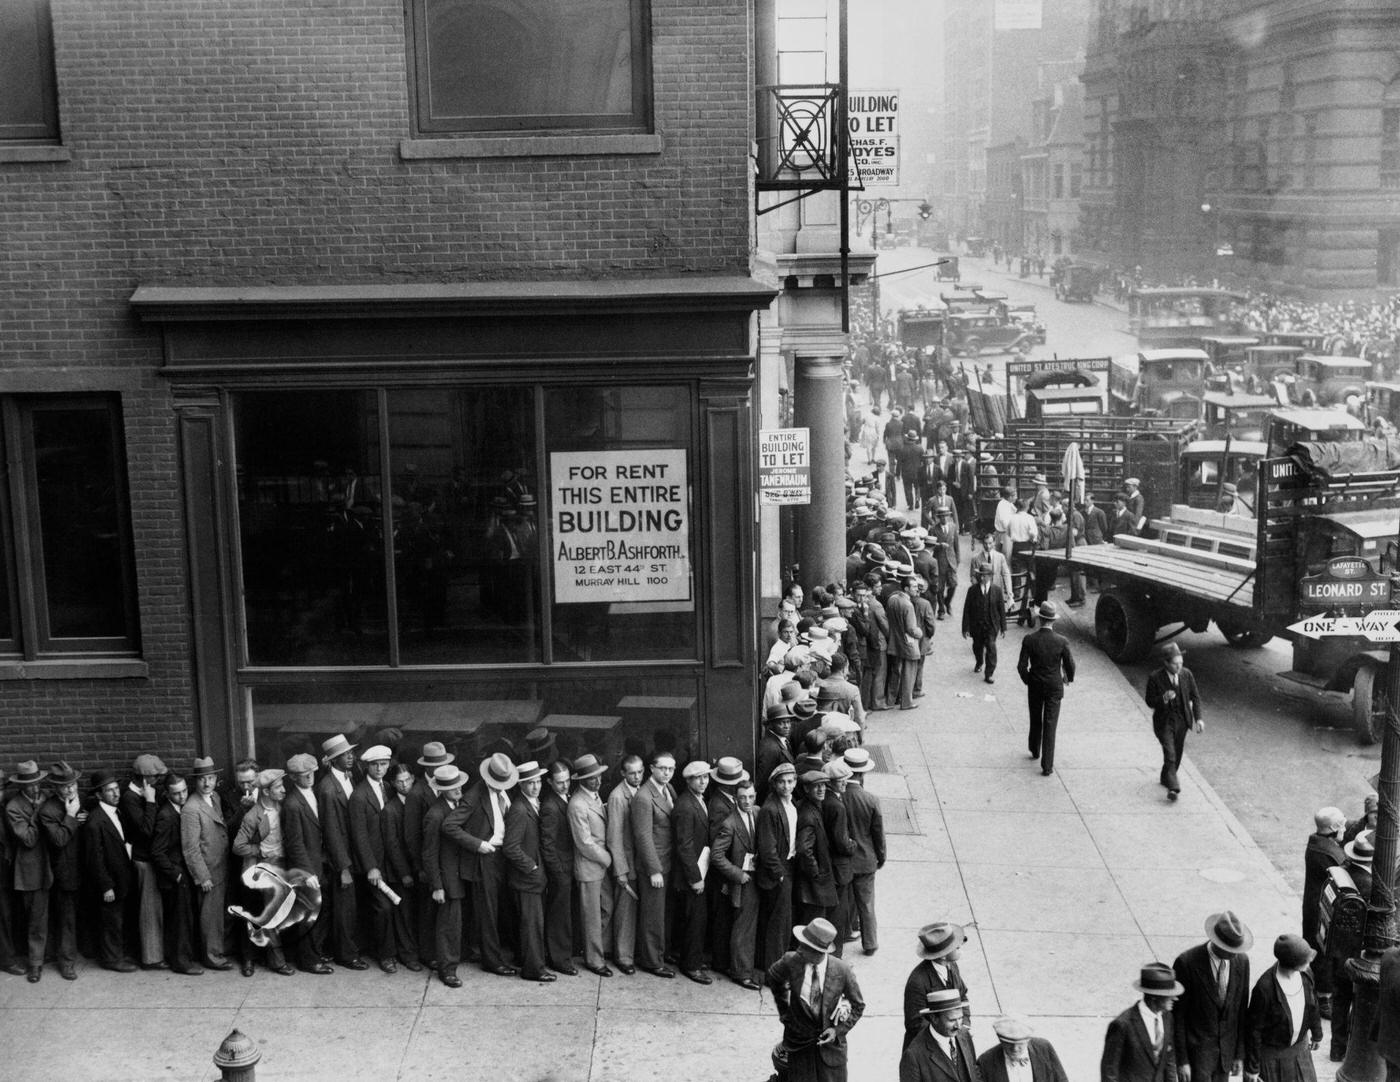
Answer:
[{"left": 879, "top": 796, "right": 920, "bottom": 835}]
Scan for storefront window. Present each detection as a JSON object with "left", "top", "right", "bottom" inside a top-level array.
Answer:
[
  {"left": 546, "top": 386, "right": 696, "bottom": 661},
  {"left": 387, "top": 387, "right": 539, "bottom": 664}
]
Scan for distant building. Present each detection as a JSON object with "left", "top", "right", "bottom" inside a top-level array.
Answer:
[{"left": 1023, "top": 77, "right": 1085, "bottom": 259}]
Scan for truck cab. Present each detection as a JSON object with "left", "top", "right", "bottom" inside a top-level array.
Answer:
[
  {"left": 1244, "top": 344, "right": 1305, "bottom": 383},
  {"left": 1265, "top": 407, "right": 1365, "bottom": 456},
  {"left": 994, "top": 299, "right": 1047, "bottom": 344},
  {"left": 1178, "top": 439, "right": 1266, "bottom": 511},
  {"left": 1120, "top": 348, "right": 1209, "bottom": 417},
  {"left": 1200, "top": 335, "right": 1260, "bottom": 372},
  {"left": 1200, "top": 390, "right": 1277, "bottom": 441},
  {"left": 896, "top": 308, "right": 945, "bottom": 351}
]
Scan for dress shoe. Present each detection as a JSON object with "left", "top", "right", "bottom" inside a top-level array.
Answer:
[
  {"left": 644, "top": 965, "right": 675, "bottom": 979},
  {"left": 683, "top": 969, "right": 713, "bottom": 985},
  {"left": 973, "top": 664, "right": 982, "bottom": 673},
  {"left": 440, "top": 971, "right": 462, "bottom": 989},
  {"left": 1028, "top": 751, "right": 1040, "bottom": 760},
  {"left": 489, "top": 965, "right": 519, "bottom": 977},
  {"left": 338, "top": 956, "right": 369, "bottom": 971},
  {"left": 300, "top": 963, "right": 334, "bottom": 975},
  {"left": 616, "top": 963, "right": 636, "bottom": 975},
  {"left": 139, "top": 960, "right": 169, "bottom": 971},
  {"left": 584, "top": 963, "right": 613, "bottom": 977},
  {"left": 552, "top": 964, "right": 579, "bottom": 977},
  {"left": 204, "top": 960, "right": 233, "bottom": 971},
  {"left": 525, "top": 971, "right": 557, "bottom": 983},
  {"left": 26, "top": 966, "right": 41, "bottom": 983},
  {"left": 59, "top": 964, "right": 77, "bottom": 981},
  {"left": 173, "top": 966, "right": 205, "bottom": 976},
  {"left": 102, "top": 960, "right": 138, "bottom": 974},
  {"left": 272, "top": 963, "right": 295, "bottom": 977},
  {"left": 913, "top": 691, "right": 926, "bottom": 699},
  {"left": 984, "top": 676, "right": 994, "bottom": 684},
  {"left": 1168, "top": 789, "right": 1180, "bottom": 801},
  {"left": 862, "top": 947, "right": 879, "bottom": 956},
  {"left": 240, "top": 960, "right": 255, "bottom": 977},
  {"left": 399, "top": 958, "right": 424, "bottom": 973},
  {"left": 734, "top": 976, "right": 760, "bottom": 991},
  {"left": 2, "top": 962, "right": 26, "bottom": 976},
  {"left": 1041, "top": 769, "right": 1053, "bottom": 776},
  {"left": 379, "top": 958, "right": 398, "bottom": 975}
]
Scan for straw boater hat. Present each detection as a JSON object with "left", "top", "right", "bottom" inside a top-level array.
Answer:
[
  {"left": 515, "top": 760, "right": 547, "bottom": 784},
  {"left": 843, "top": 748, "right": 873, "bottom": 773},
  {"left": 417, "top": 741, "right": 455, "bottom": 769},
  {"left": 479, "top": 752, "right": 519, "bottom": 791},
  {"left": 1204, "top": 911, "right": 1253, "bottom": 954},
  {"left": 570, "top": 754, "right": 607, "bottom": 781},
  {"left": 919, "top": 988, "right": 969, "bottom": 1016},
  {"left": 792, "top": 918, "right": 838, "bottom": 954},
  {"left": 1133, "top": 962, "right": 1184, "bottom": 997},
  {"left": 916, "top": 922, "right": 966, "bottom": 960},
  {"left": 710, "top": 757, "right": 749, "bottom": 786},
  {"left": 321, "top": 734, "right": 358, "bottom": 760},
  {"left": 428, "top": 764, "right": 467, "bottom": 793},
  {"left": 190, "top": 757, "right": 221, "bottom": 777}
]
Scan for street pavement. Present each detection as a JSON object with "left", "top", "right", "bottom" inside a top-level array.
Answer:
[{"left": 0, "top": 594, "right": 1342, "bottom": 1081}]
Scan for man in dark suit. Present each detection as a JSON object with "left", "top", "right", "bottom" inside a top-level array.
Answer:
[
  {"left": 443, "top": 752, "right": 520, "bottom": 978},
  {"left": 1101, "top": 963, "right": 1182, "bottom": 1082},
  {"left": 117, "top": 753, "right": 166, "bottom": 969},
  {"left": 930, "top": 508, "right": 960, "bottom": 617},
  {"left": 841, "top": 748, "right": 885, "bottom": 956},
  {"left": 421, "top": 764, "right": 468, "bottom": 988},
  {"left": 383, "top": 763, "right": 420, "bottom": 972},
  {"left": 502, "top": 761, "right": 554, "bottom": 983},
  {"left": 149, "top": 773, "right": 203, "bottom": 975},
  {"left": 757, "top": 762, "right": 798, "bottom": 971},
  {"left": 712, "top": 777, "right": 761, "bottom": 989},
  {"left": 539, "top": 759, "right": 577, "bottom": 977},
  {"left": 901, "top": 987, "right": 978, "bottom": 1082},
  {"left": 38, "top": 761, "right": 84, "bottom": 980},
  {"left": 885, "top": 574, "right": 925, "bottom": 710},
  {"left": 82, "top": 770, "right": 137, "bottom": 972},
  {"left": 1145, "top": 643, "right": 1203, "bottom": 801},
  {"left": 1303, "top": 805, "right": 1346, "bottom": 1015},
  {"left": 820, "top": 760, "right": 857, "bottom": 957},
  {"left": 766, "top": 917, "right": 866, "bottom": 1082},
  {"left": 673, "top": 760, "right": 713, "bottom": 984},
  {"left": 5, "top": 761, "right": 52, "bottom": 982},
  {"left": 281, "top": 753, "right": 333, "bottom": 974},
  {"left": 903, "top": 922, "right": 972, "bottom": 1049},
  {"left": 405, "top": 741, "right": 452, "bottom": 970},
  {"left": 757, "top": 705, "right": 796, "bottom": 805},
  {"left": 630, "top": 751, "right": 676, "bottom": 978},
  {"left": 977, "top": 1015, "right": 1069, "bottom": 1082},
  {"left": 348, "top": 744, "right": 400, "bottom": 972},
  {"left": 961, "top": 564, "right": 1006, "bottom": 683},
  {"left": 705, "top": 757, "right": 746, "bottom": 978},
  {"left": 794, "top": 771, "right": 837, "bottom": 928},
  {"left": 1172, "top": 911, "right": 1252, "bottom": 1082},
  {"left": 853, "top": 580, "right": 890, "bottom": 711},
  {"left": 315, "top": 733, "right": 366, "bottom": 970},
  {"left": 1016, "top": 601, "right": 1075, "bottom": 775}
]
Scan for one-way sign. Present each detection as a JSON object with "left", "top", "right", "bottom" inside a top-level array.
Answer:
[{"left": 1287, "top": 611, "right": 1400, "bottom": 643}]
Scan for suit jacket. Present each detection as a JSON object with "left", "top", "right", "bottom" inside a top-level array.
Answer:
[
  {"left": 348, "top": 778, "right": 391, "bottom": 875},
  {"left": 887, "top": 589, "right": 923, "bottom": 660},
  {"left": 913, "top": 594, "right": 938, "bottom": 657},
  {"left": 82, "top": 805, "right": 135, "bottom": 899},
  {"left": 1101, "top": 1004, "right": 1175, "bottom": 1082},
  {"left": 756, "top": 734, "right": 794, "bottom": 803},
  {"left": 1245, "top": 966, "right": 1321, "bottom": 1072},
  {"left": 843, "top": 782, "right": 885, "bottom": 875},
  {"left": 672, "top": 789, "right": 711, "bottom": 890},
  {"left": 976, "top": 1037, "right": 1066, "bottom": 1082},
  {"left": 539, "top": 787, "right": 574, "bottom": 884},
  {"left": 117, "top": 786, "right": 159, "bottom": 863},
  {"left": 281, "top": 785, "right": 325, "bottom": 874},
  {"left": 858, "top": 595, "right": 890, "bottom": 656},
  {"left": 180, "top": 791, "right": 228, "bottom": 887},
  {"left": 765, "top": 951, "right": 866, "bottom": 1067},
  {"left": 605, "top": 779, "right": 639, "bottom": 880},
  {"left": 962, "top": 583, "right": 1006, "bottom": 637},
  {"left": 422, "top": 797, "right": 467, "bottom": 899},
  {"left": 443, "top": 786, "right": 506, "bottom": 885},
  {"left": 1172, "top": 944, "right": 1249, "bottom": 1078},
  {"left": 795, "top": 797, "right": 837, "bottom": 907},
  {"left": 232, "top": 800, "right": 281, "bottom": 869},
  {"left": 1017, "top": 628, "right": 1075, "bottom": 691},
  {"left": 1302, "top": 832, "right": 1344, "bottom": 943},
  {"left": 756, "top": 795, "right": 795, "bottom": 891},
  {"left": 502, "top": 797, "right": 546, "bottom": 894},
  {"left": 711, "top": 806, "right": 758, "bottom": 908},
  {"left": 403, "top": 778, "right": 435, "bottom": 877},
  {"left": 629, "top": 778, "right": 673, "bottom": 879},
  {"left": 150, "top": 801, "right": 190, "bottom": 888},
  {"left": 315, "top": 771, "right": 355, "bottom": 875},
  {"left": 5, "top": 794, "right": 53, "bottom": 891},
  {"left": 383, "top": 794, "right": 414, "bottom": 882},
  {"left": 904, "top": 958, "right": 971, "bottom": 1046},
  {"left": 1146, "top": 668, "right": 1201, "bottom": 730},
  {"left": 567, "top": 789, "right": 611, "bottom": 883},
  {"left": 38, "top": 795, "right": 82, "bottom": 892},
  {"left": 901, "top": 1026, "right": 979, "bottom": 1082},
  {"left": 1374, "top": 946, "right": 1400, "bottom": 1066},
  {"left": 821, "top": 791, "right": 856, "bottom": 887}
]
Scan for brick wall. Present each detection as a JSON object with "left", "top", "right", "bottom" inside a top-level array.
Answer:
[{"left": 0, "top": 0, "right": 754, "bottom": 774}]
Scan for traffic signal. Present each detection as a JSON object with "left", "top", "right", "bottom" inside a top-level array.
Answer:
[{"left": 918, "top": 201, "right": 932, "bottom": 220}]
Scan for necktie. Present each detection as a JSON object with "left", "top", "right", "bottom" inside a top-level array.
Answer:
[
  {"left": 948, "top": 1038, "right": 959, "bottom": 1067},
  {"left": 806, "top": 964, "right": 821, "bottom": 1012},
  {"left": 1151, "top": 1013, "right": 1162, "bottom": 1052},
  {"left": 497, "top": 791, "right": 509, "bottom": 817},
  {"left": 1216, "top": 956, "right": 1229, "bottom": 1001}
]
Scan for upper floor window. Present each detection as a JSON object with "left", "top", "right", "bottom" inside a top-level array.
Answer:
[
  {"left": 0, "top": 396, "right": 139, "bottom": 659},
  {"left": 0, "top": 0, "right": 59, "bottom": 143},
  {"left": 405, "top": 0, "right": 652, "bottom": 135}
]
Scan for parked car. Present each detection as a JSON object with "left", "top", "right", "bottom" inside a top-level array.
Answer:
[
  {"left": 1052, "top": 263, "right": 1099, "bottom": 303},
  {"left": 944, "top": 312, "right": 1036, "bottom": 357},
  {"left": 996, "top": 300, "right": 1046, "bottom": 344}
]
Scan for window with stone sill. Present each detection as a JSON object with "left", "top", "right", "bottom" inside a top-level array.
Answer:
[
  {"left": 404, "top": 0, "right": 652, "bottom": 135},
  {"left": 0, "top": 0, "right": 60, "bottom": 143}
]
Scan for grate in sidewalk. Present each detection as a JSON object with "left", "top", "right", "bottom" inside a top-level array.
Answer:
[
  {"left": 878, "top": 796, "right": 919, "bottom": 835},
  {"left": 865, "top": 744, "right": 896, "bottom": 773}
]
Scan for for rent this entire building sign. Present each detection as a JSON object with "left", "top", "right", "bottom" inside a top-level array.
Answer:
[
  {"left": 759, "top": 427, "right": 811, "bottom": 505},
  {"left": 848, "top": 89, "right": 899, "bottom": 188},
  {"left": 551, "top": 449, "right": 691, "bottom": 604}
]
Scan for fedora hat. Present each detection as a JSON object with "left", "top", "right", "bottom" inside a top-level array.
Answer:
[
  {"left": 428, "top": 764, "right": 467, "bottom": 793},
  {"left": 321, "top": 734, "right": 358, "bottom": 760},
  {"left": 1032, "top": 473, "right": 1048, "bottom": 485},
  {"left": 1274, "top": 933, "right": 1315, "bottom": 970},
  {"left": 765, "top": 703, "right": 795, "bottom": 724},
  {"left": 190, "top": 756, "right": 221, "bottom": 777},
  {"left": 792, "top": 918, "right": 838, "bottom": 954},
  {"left": 417, "top": 741, "right": 455, "bottom": 769},
  {"left": 843, "top": 748, "right": 873, "bottom": 773},
  {"left": 916, "top": 921, "right": 966, "bottom": 960},
  {"left": 710, "top": 756, "right": 748, "bottom": 786},
  {"left": 992, "top": 1015, "right": 1034, "bottom": 1042},
  {"left": 46, "top": 760, "right": 81, "bottom": 786},
  {"left": 1037, "top": 601, "right": 1059, "bottom": 622},
  {"left": 516, "top": 760, "right": 547, "bottom": 784},
  {"left": 12, "top": 761, "right": 42, "bottom": 785},
  {"left": 1344, "top": 830, "right": 1374, "bottom": 864},
  {"left": 480, "top": 752, "right": 519, "bottom": 791},
  {"left": 525, "top": 727, "right": 556, "bottom": 758},
  {"left": 90, "top": 769, "right": 120, "bottom": 792},
  {"left": 918, "top": 987, "right": 969, "bottom": 1016},
  {"left": 1205, "top": 910, "right": 1253, "bottom": 954},
  {"left": 792, "top": 699, "right": 819, "bottom": 719},
  {"left": 570, "top": 754, "right": 607, "bottom": 782},
  {"left": 1133, "top": 962, "right": 1184, "bottom": 997}
]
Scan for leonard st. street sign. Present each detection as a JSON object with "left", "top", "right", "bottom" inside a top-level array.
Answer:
[{"left": 1298, "top": 556, "right": 1393, "bottom": 611}]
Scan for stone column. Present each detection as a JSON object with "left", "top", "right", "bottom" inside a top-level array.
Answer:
[{"left": 794, "top": 352, "right": 848, "bottom": 588}]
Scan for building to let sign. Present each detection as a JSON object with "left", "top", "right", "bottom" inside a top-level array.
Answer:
[
  {"left": 759, "top": 427, "right": 811, "bottom": 506},
  {"left": 848, "top": 89, "right": 898, "bottom": 188},
  {"left": 550, "top": 449, "right": 691, "bottom": 604}
]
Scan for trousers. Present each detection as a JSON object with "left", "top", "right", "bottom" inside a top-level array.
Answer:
[
  {"left": 611, "top": 876, "right": 637, "bottom": 966},
  {"left": 1027, "top": 684, "right": 1063, "bottom": 771},
  {"left": 577, "top": 878, "right": 613, "bottom": 969},
  {"left": 852, "top": 872, "right": 878, "bottom": 952},
  {"left": 1154, "top": 715, "right": 1188, "bottom": 791},
  {"left": 971, "top": 632, "right": 998, "bottom": 677}
]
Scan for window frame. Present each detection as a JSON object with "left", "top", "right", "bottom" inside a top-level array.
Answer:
[
  {"left": 0, "top": 394, "right": 140, "bottom": 660},
  {"left": 404, "top": 0, "right": 654, "bottom": 137},
  {"left": 0, "top": 0, "right": 60, "bottom": 144}
]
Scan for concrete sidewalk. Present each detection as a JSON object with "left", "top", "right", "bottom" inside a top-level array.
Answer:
[{"left": 0, "top": 621, "right": 1330, "bottom": 1082}]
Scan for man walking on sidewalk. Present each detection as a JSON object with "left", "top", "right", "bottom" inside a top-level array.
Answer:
[
  {"left": 1145, "top": 643, "right": 1203, "bottom": 801},
  {"left": 1017, "top": 602, "right": 1075, "bottom": 775},
  {"left": 1171, "top": 911, "right": 1251, "bottom": 1082},
  {"left": 962, "top": 564, "right": 1006, "bottom": 683},
  {"left": 1102, "top": 963, "right": 1182, "bottom": 1082}
]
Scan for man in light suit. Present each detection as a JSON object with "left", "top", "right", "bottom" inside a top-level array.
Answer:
[
  {"left": 567, "top": 753, "right": 613, "bottom": 977},
  {"left": 606, "top": 755, "right": 644, "bottom": 975},
  {"left": 180, "top": 757, "right": 230, "bottom": 971},
  {"left": 768, "top": 917, "right": 865, "bottom": 1082},
  {"left": 1145, "top": 643, "right": 1203, "bottom": 801},
  {"left": 1171, "top": 912, "right": 1251, "bottom": 1082},
  {"left": 885, "top": 574, "right": 924, "bottom": 710},
  {"left": 901, "top": 987, "right": 978, "bottom": 1082},
  {"left": 1101, "top": 963, "right": 1182, "bottom": 1082},
  {"left": 348, "top": 744, "right": 398, "bottom": 972},
  {"left": 976, "top": 1015, "right": 1069, "bottom": 1082},
  {"left": 629, "top": 751, "right": 676, "bottom": 977},
  {"left": 711, "top": 777, "right": 761, "bottom": 989},
  {"left": 315, "top": 733, "right": 366, "bottom": 970},
  {"left": 841, "top": 748, "right": 885, "bottom": 956}
]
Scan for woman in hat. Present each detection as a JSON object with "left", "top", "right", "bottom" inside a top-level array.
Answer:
[{"left": 1245, "top": 935, "right": 1323, "bottom": 1082}]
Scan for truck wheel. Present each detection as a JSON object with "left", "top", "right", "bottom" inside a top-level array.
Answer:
[
  {"left": 1352, "top": 664, "right": 1386, "bottom": 746},
  {"left": 1094, "top": 590, "right": 1155, "bottom": 662},
  {"left": 964, "top": 337, "right": 983, "bottom": 356},
  {"left": 1218, "top": 622, "right": 1274, "bottom": 649}
]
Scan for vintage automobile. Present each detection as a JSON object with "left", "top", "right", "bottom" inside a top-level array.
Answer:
[
  {"left": 964, "top": 237, "right": 988, "bottom": 257},
  {"left": 1109, "top": 348, "right": 1210, "bottom": 417},
  {"left": 1053, "top": 263, "right": 1099, "bottom": 303},
  {"left": 1199, "top": 335, "right": 1260, "bottom": 372},
  {"left": 1367, "top": 381, "right": 1400, "bottom": 429},
  {"left": 935, "top": 255, "right": 960, "bottom": 282},
  {"left": 1244, "top": 344, "right": 1305, "bottom": 382},
  {"left": 944, "top": 311, "right": 1036, "bottom": 357},
  {"left": 1200, "top": 390, "right": 1278, "bottom": 441},
  {"left": 995, "top": 299, "right": 1047, "bottom": 344},
  {"left": 1260, "top": 330, "right": 1331, "bottom": 353},
  {"left": 1285, "top": 355, "right": 1372, "bottom": 408}
]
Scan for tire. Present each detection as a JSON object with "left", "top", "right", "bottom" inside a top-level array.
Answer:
[
  {"left": 1094, "top": 589, "right": 1155, "bottom": 663},
  {"left": 1217, "top": 619, "right": 1274, "bottom": 649},
  {"left": 964, "top": 337, "right": 983, "bottom": 356},
  {"left": 1352, "top": 663, "right": 1386, "bottom": 746}
]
